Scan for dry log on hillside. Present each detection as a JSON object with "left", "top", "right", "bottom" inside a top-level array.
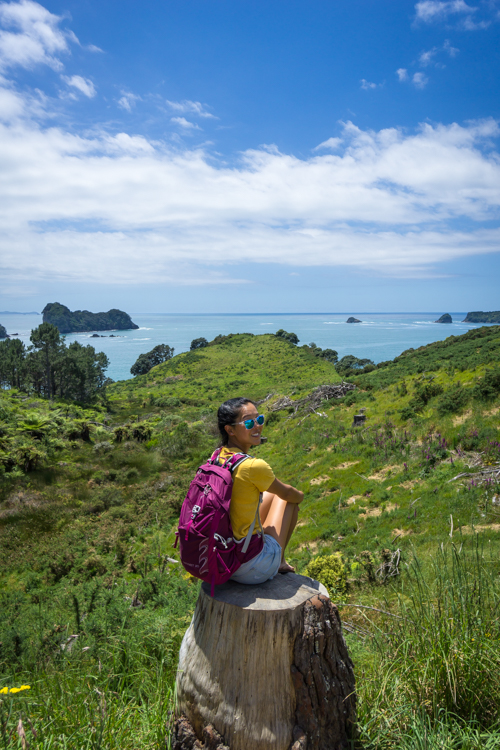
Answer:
[
  {"left": 268, "top": 383, "right": 356, "bottom": 418},
  {"left": 173, "top": 573, "right": 356, "bottom": 750}
]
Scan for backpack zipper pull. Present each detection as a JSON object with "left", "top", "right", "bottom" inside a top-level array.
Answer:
[{"left": 185, "top": 505, "right": 202, "bottom": 541}]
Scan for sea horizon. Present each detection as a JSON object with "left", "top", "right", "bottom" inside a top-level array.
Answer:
[{"left": 2, "top": 310, "right": 494, "bottom": 383}]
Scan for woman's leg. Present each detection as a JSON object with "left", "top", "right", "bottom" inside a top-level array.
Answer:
[{"left": 260, "top": 492, "right": 299, "bottom": 572}]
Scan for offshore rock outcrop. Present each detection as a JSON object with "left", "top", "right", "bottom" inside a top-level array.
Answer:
[
  {"left": 463, "top": 311, "right": 500, "bottom": 324},
  {"left": 42, "top": 302, "right": 139, "bottom": 334}
]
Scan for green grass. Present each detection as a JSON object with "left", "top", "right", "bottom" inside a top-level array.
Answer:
[{"left": 1, "top": 328, "right": 500, "bottom": 747}]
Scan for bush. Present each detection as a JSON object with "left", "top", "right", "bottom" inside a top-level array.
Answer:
[
  {"left": 190, "top": 337, "right": 208, "bottom": 350},
  {"left": 130, "top": 344, "right": 174, "bottom": 376},
  {"left": 436, "top": 382, "right": 470, "bottom": 416},
  {"left": 400, "top": 405, "right": 416, "bottom": 421},
  {"left": 409, "top": 378, "right": 443, "bottom": 412},
  {"left": 305, "top": 552, "right": 347, "bottom": 597},
  {"left": 93, "top": 440, "right": 113, "bottom": 454},
  {"left": 473, "top": 368, "right": 500, "bottom": 401},
  {"left": 275, "top": 329, "right": 299, "bottom": 345},
  {"left": 336, "top": 355, "right": 375, "bottom": 376}
]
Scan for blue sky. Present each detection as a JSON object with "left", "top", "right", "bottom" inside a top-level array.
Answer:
[{"left": 1, "top": 0, "right": 499, "bottom": 313}]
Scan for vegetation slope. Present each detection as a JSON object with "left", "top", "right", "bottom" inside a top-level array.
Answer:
[{"left": 1, "top": 328, "right": 500, "bottom": 749}]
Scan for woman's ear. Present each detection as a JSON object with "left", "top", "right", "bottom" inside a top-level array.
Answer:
[{"left": 224, "top": 424, "right": 232, "bottom": 437}]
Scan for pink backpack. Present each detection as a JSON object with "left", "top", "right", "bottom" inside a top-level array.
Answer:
[{"left": 175, "top": 447, "right": 264, "bottom": 594}]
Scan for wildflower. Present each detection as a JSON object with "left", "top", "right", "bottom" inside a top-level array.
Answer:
[{"left": 1, "top": 685, "right": 30, "bottom": 694}]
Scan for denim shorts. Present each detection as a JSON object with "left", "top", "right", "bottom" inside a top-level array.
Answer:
[{"left": 230, "top": 534, "right": 282, "bottom": 585}]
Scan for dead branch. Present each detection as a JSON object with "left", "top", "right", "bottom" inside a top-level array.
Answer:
[{"left": 268, "top": 382, "right": 356, "bottom": 418}]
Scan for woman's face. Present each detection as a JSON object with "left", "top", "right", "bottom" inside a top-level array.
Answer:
[{"left": 226, "top": 402, "right": 263, "bottom": 451}]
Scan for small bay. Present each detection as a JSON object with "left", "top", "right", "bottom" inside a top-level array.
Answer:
[{"left": 0, "top": 311, "right": 492, "bottom": 382}]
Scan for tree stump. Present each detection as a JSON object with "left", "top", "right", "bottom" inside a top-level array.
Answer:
[{"left": 173, "top": 573, "right": 356, "bottom": 750}]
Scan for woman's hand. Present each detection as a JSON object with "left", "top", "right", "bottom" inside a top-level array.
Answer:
[{"left": 266, "top": 477, "right": 304, "bottom": 505}]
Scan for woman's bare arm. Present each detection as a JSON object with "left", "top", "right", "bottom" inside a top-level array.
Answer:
[{"left": 266, "top": 477, "right": 304, "bottom": 505}]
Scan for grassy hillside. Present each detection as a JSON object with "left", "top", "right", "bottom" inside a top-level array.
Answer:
[{"left": 1, "top": 328, "right": 500, "bottom": 748}]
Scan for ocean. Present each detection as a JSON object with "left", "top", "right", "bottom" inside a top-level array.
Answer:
[{"left": 0, "top": 311, "right": 490, "bottom": 383}]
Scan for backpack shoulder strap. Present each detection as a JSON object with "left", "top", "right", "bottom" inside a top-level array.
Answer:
[
  {"left": 208, "top": 448, "right": 252, "bottom": 472},
  {"left": 226, "top": 452, "right": 251, "bottom": 473}
]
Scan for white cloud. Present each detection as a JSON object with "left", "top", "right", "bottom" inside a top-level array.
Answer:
[
  {"left": 414, "top": 0, "right": 494, "bottom": 27},
  {"left": 117, "top": 90, "right": 141, "bottom": 112},
  {"left": 360, "top": 78, "right": 380, "bottom": 90},
  {"left": 61, "top": 74, "right": 95, "bottom": 98},
  {"left": 460, "top": 14, "right": 490, "bottom": 29},
  {"left": 419, "top": 47, "right": 438, "bottom": 66},
  {"left": 396, "top": 68, "right": 408, "bottom": 81},
  {"left": 0, "top": 0, "right": 73, "bottom": 71},
  {"left": 166, "top": 99, "right": 216, "bottom": 119},
  {"left": 0, "top": 115, "right": 499, "bottom": 285},
  {"left": 412, "top": 71, "right": 429, "bottom": 88},
  {"left": 443, "top": 39, "right": 459, "bottom": 56},
  {"left": 171, "top": 116, "right": 201, "bottom": 130},
  {"left": 415, "top": 1, "right": 476, "bottom": 23},
  {"left": 313, "top": 137, "right": 343, "bottom": 151},
  {"left": 87, "top": 43, "right": 103, "bottom": 53},
  {"left": 0, "top": 81, "right": 24, "bottom": 118}
]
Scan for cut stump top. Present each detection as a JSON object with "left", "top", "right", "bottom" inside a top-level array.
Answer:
[{"left": 201, "top": 572, "right": 329, "bottom": 611}]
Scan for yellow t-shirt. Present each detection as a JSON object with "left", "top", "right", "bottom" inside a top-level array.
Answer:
[{"left": 219, "top": 447, "right": 275, "bottom": 540}]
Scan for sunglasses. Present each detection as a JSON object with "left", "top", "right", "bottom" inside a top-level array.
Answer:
[{"left": 233, "top": 414, "right": 265, "bottom": 430}]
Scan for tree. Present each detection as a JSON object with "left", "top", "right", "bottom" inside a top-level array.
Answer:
[
  {"left": 0, "top": 325, "right": 109, "bottom": 402},
  {"left": 0, "top": 324, "right": 7, "bottom": 339},
  {"left": 56, "top": 342, "right": 109, "bottom": 401},
  {"left": 336, "top": 354, "right": 374, "bottom": 376},
  {"left": 320, "top": 348, "right": 339, "bottom": 364},
  {"left": 29, "top": 323, "right": 62, "bottom": 400},
  {"left": 130, "top": 344, "right": 174, "bottom": 376},
  {"left": 0, "top": 338, "right": 26, "bottom": 389},
  {"left": 190, "top": 337, "right": 208, "bottom": 350},
  {"left": 275, "top": 329, "right": 299, "bottom": 345}
]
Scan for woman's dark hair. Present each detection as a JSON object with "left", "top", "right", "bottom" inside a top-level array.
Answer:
[{"left": 217, "top": 397, "right": 256, "bottom": 446}]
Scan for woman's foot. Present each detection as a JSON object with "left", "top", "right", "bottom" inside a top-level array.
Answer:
[{"left": 278, "top": 561, "right": 295, "bottom": 574}]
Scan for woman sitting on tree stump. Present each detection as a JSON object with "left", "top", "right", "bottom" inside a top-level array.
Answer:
[{"left": 217, "top": 397, "right": 304, "bottom": 582}]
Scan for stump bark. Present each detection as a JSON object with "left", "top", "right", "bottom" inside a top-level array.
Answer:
[{"left": 173, "top": 573, "right": 356, "bottom": 750}]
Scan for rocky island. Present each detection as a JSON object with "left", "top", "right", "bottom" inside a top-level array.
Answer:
[
  {"left": 42, "top": 302, "right": 139, "bottom": 334},
  {"left": 435, "top": 313, "right": 452, "bottom": 323},
  {"left": 463, "top": 311, "right": 500, "bottom": 324},
  {"left": 346, "top": 316, "right": 361, "bottom": 323},
  {"left": 0, "top": 324, "right": 7, "bottom": 339}
]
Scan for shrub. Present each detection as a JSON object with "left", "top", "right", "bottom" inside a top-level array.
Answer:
[
  {"left": 305, "top": 552, "right": 347, "bottom": 597},
  {"left": 275, "top": 329, "right": 299, "bottom": 345},
  {"left": 336, "top": 355, "right": 375, "bottom": 376},
  {"left": 130, "top": 344, "right": 174, "bottom": 376},
  {"left": 124, "top": 467, "right": 140, "bottom": 482},
  {"left": 190, "top": 337, "right": 208, "bottom": 350},
  {"left": 409, "top": 378, "right": 443, "bottom": 412},
  {"left": 93, "top": 440, "right": 113, "bottom": 454},
  {"left": 436, "top": 383, "right": 470, "bottom": 416},
  {"left": 82, "top": 554, "right": 108, "bottom": 577},
  {"left": 320, "top": 348, "right": 338, "bottom": 363},
  {"left": 473, "top": 368, "right": 500, "bottom": 401}
]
